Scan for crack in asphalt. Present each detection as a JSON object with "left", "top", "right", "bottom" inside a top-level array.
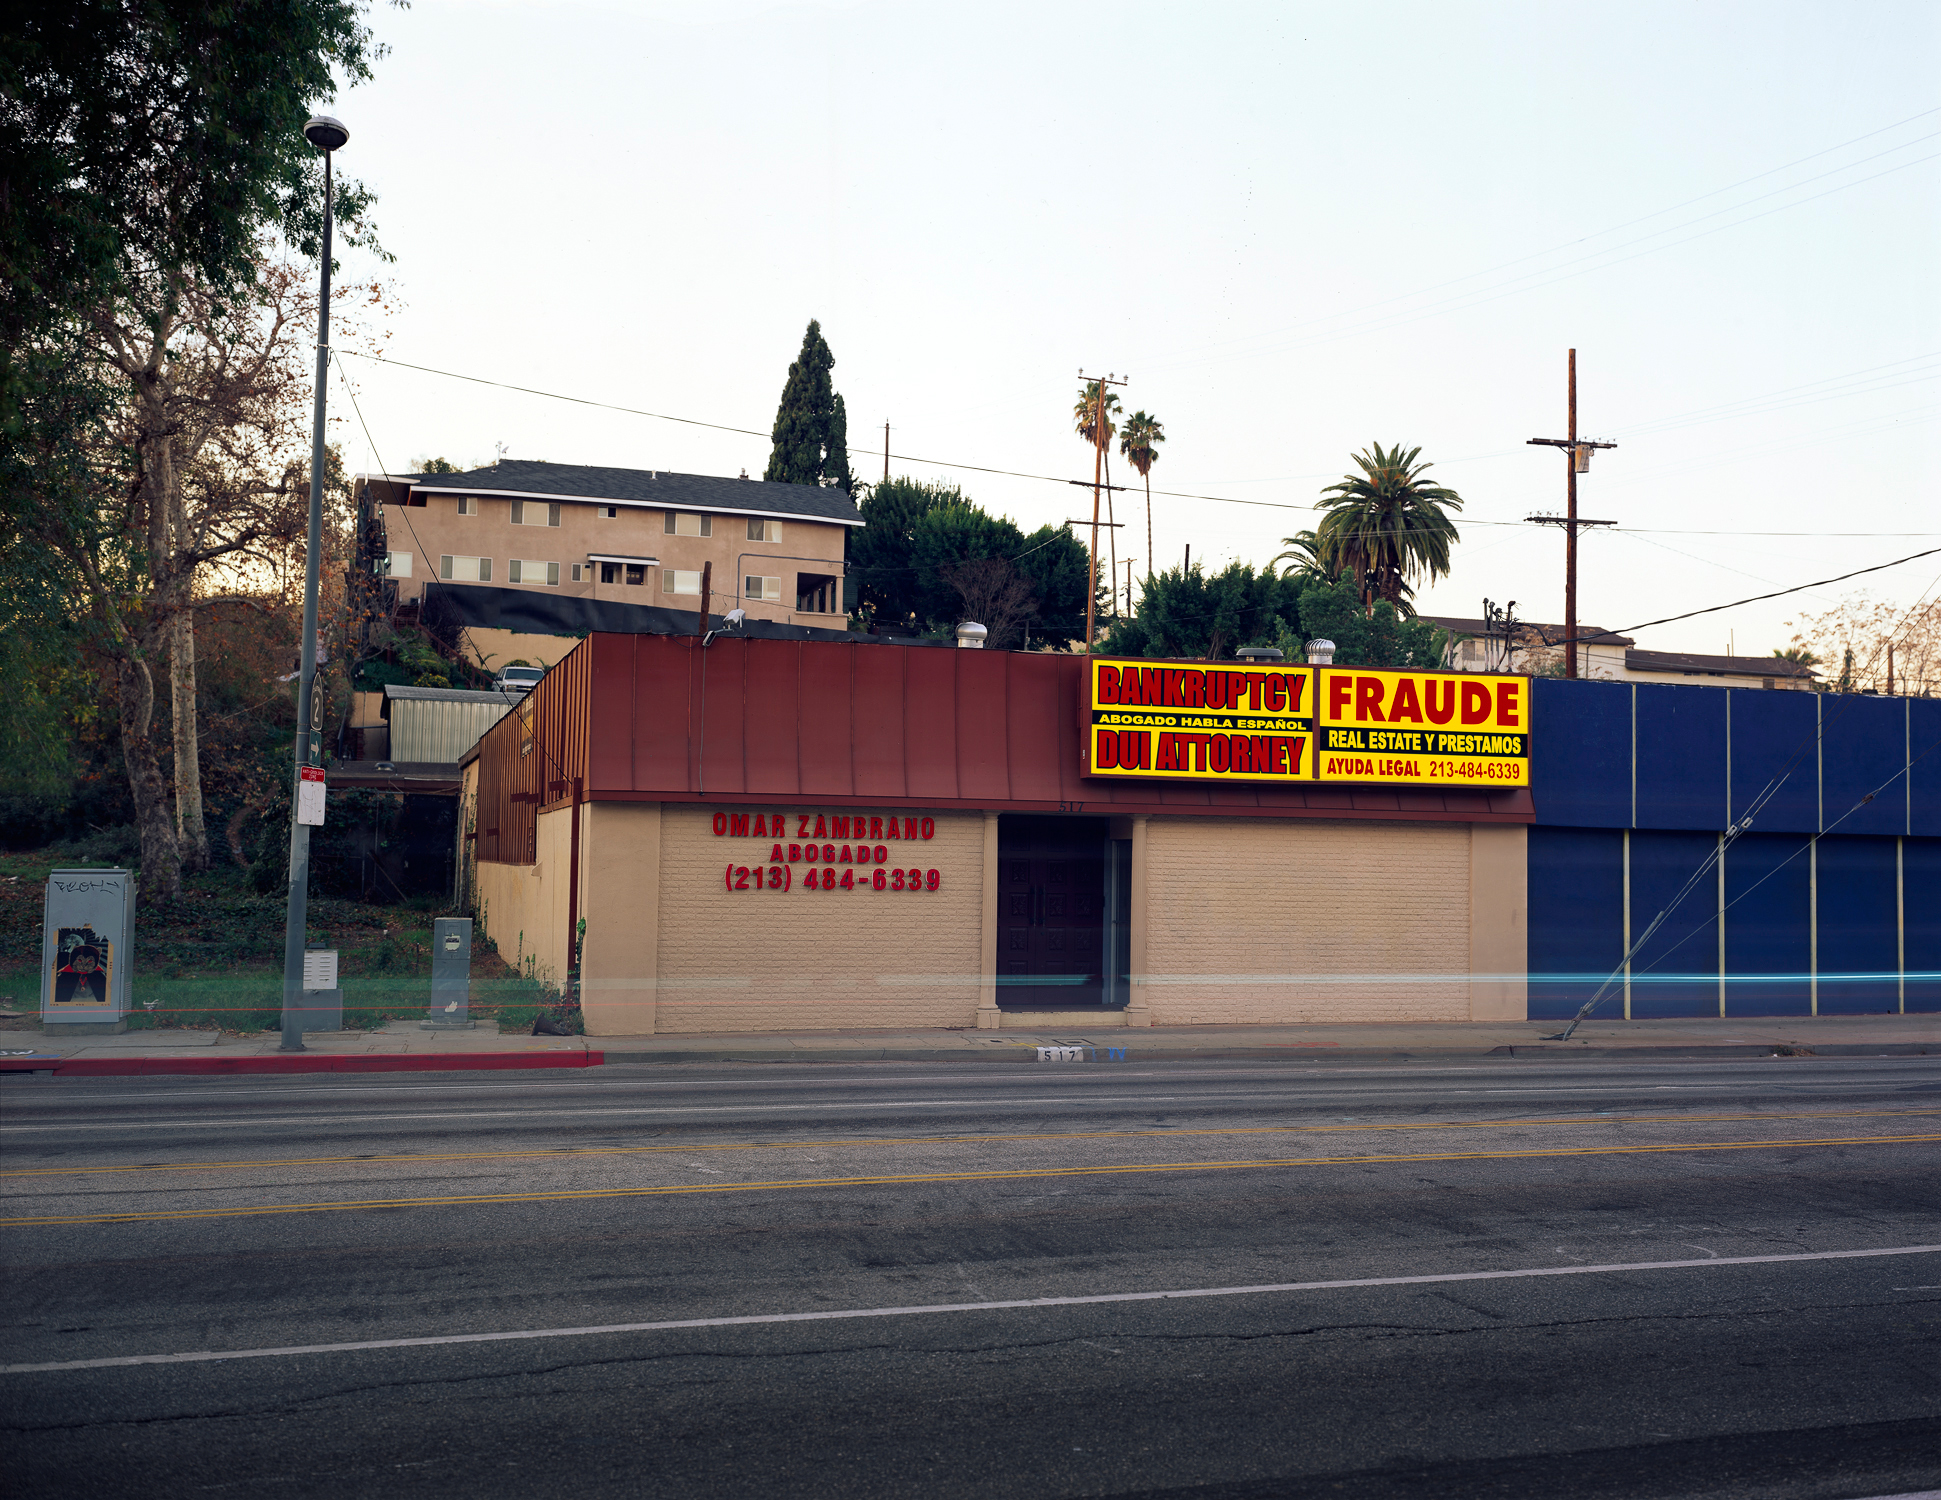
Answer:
[{"left": 8, "top": 1292, "right": 1939, "bottom": 1434}]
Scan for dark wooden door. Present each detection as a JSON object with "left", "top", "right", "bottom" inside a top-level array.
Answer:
[{"left": 997, "top": 816, "right": 1107, "bottom": 1007}]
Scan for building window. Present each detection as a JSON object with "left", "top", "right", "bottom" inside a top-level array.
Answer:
[
  {"left": 598, "top": 505, "right": 618, "bottom": 519},
  {"left": 744, "top": 574, "right": 783, "bottom": 602},
  {"left": 663, "top": 568, "right": 703, "bottom": 595},
  {"left": 746, "top": 518, "right": 782, "bottom": 542},
  {"left": 456, "top": 495, "right": 478, "bottom": 516},
  {"left": 383, "top": 550, "right": 413, "bottom": 578},
  {"left": 570, "top": 563, "right": 586, "bottom": 582},
  {"left": 664, "top": 512, "right": 712, "bottom": 537},
  {"left": 439, "top": 555, "right": 492, "bottom": 582},
  {"left": 625, "top": 563, "right": 646, "bottom": 586},
  {"left": 511, "top": 500, "right": 561, "bottom": 527},
  {"left": 796, "top": 571, "right": 837, "bottom": 613},
  {"left": 508, "top": 560, "right": 560, "bottom": 586},
  {"left": 600, "top": 562, "right": 620, "bottom": 584}
]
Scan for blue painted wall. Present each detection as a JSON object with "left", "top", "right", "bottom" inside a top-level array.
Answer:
[{"left": 1529, "top": 679, "right": 1938, "bottom": 1019}]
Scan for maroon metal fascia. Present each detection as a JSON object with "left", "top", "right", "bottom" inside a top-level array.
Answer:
[{"left": 575, "top": 633, "right": 1533, "bottom": 825}]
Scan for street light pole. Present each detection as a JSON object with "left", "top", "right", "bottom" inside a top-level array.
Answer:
[{"left": 280, "top": 115, "right": 349, "bottom": 1052}]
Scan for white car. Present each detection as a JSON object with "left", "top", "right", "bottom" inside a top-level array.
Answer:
[{"left": 492, "top": 665, "right": 545, "bottom": 692}]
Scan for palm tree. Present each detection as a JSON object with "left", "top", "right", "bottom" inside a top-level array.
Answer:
[
  {"left": 1119, "top": 411, "right": 1165, "bottom": 586},
  {"left": 1270, "top": 528, "right": 1331, "bottom": 583},
  {"left": 1314, "top": 442, "right": 1463, "bottom": 616},
  {"left": 1075, "top": 381, "right": 1123, "bottom": 615}
]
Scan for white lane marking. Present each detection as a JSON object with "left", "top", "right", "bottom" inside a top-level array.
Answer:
[
  {"left": 5, "top": 1244, "right": 1933, "bottom": 1376},
  {"left": 2, "top": 1082, "right": 1918, "bottom": 1135}
]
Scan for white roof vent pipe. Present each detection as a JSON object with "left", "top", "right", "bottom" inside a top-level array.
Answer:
[
  {"left": 1305, "top": 639, "right": 1336, "bottom": 665},
  {"left": 955, "top": 621, "right": 989, "bottom": 649}
]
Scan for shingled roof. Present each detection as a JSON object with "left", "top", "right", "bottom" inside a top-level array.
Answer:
[
  {"left": 1625, "top": 649, "right": 1817, "bottom": 680},
  {"left": 371, "top": 460, "right": 864, "bottom": 527}
]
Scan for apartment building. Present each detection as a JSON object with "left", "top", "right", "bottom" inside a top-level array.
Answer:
[{"left": 358, "top": 460, "right": 861, "bottom": 626}]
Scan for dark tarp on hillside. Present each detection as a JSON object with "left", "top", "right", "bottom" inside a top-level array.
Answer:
[{"left": 419, "top": 582, "right": 945, "bottom": 648}]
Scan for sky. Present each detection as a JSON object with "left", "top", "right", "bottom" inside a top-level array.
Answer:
[{"left": 326, "top": 0, "right": 1941, "bottom": 656}]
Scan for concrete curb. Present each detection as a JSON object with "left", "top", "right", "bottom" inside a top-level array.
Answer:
[
  {"left": 594, "top": 1042, "right": 1935, "bottom": 1065},
  {"left": 0, "top": 1051, "right": 603, "bottom": 1077}
]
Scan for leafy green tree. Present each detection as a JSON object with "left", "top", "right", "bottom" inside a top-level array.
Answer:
[
  {"left": 909, "top": 503, "right": 1025, "bottom": 627},
  {"left": 847, "top": 476, "right": 956, "bottom": 629},
  {"left": 1118, "top": 411, "right": 1165, "bottom": 583},
  {"left": 1, "top": 0, "right": 389, "bottom": 433},
  {"left": 846, "top": 478, "right": 1092, "bottom": 646},
  {"left": 1103, "top": 561, "right": 1302, "bottom": 660},
  {"left": 2, "top": 0, "right": 391, "bottom": 900},
  {"left": 1282, "top": 573, "right": 1447, "bottom": 668},
  {"left": 764, "top": 320, "right": 854, "bottom": 493},
  {"left": 1315, "top": 443, "right": 1463, "bottom": 615},
  {"left": 1013, "top": 526, "right": 1094, "bottom": 649}
]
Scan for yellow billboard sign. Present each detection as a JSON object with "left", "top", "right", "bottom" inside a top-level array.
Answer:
[
  {"left": 1314, "top": 668, "right": 1529, "bottom": 787},
  {"left": 1082, "top": 660, "right": 1531, "bottom": 789},
  {"left": 1084, "top": 660, "right": 1316, "bottom": 784}
]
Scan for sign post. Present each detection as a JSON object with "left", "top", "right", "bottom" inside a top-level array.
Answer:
[{"left": 41, "top": 869, "right": 135, "bottom": 1035}]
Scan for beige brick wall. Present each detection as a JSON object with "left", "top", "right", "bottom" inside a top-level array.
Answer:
[
  {"left": 1141, "top": 817, "right": 1478, "bottom": 1024},
  {"left": 651, "top": 804, "right": 986, "bottom": 1032},
  {"left": 475, "top": 804, "right": 577, "bottom": 990},
  {"left": 579, "top": 802, "right": 660, "bottom": 1035}
]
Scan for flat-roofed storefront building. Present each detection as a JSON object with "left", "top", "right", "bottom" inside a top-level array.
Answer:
[{"left": 459, "top": 634, "right": 1940, "bottom": 1034}]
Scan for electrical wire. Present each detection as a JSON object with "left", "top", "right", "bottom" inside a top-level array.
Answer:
[
  {"left": 333, "top": 348, "right": 1939, "bottom": 540},
  {"left": 1567, "top": 546, "right": 1941, "bottom": 645},
  {"left": 1143, "top": 107, "right": 1941, "bottom": 371}
]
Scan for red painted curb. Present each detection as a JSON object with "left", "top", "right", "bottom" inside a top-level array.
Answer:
[{"left": 0, "top": 1051, "right": 603, "bottom": 1076}]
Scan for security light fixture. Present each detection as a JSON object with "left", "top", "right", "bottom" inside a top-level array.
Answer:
[{"left": 303, "top": 115, "right": 349, "bottom": 152}]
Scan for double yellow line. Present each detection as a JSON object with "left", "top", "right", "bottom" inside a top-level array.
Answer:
[
  {"left": 6, "top": 1131, "right": 1936, "bottom": 1228},
  {"left": 4, "top": 1107, "right": 1933, "bottom": 1181}
]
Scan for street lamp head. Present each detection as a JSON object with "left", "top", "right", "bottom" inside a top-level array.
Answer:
[{"left": 304, "top": 115, "right": 349, "bottom": 152}]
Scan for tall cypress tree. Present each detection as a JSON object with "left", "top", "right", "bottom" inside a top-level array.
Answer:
[{"left": 764, "top": 320, "right": 853, "bottom": 493}]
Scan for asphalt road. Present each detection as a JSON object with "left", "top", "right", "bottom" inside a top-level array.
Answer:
[{"left": 3, "top": 1056, "right": 1938, "bottom": 1500}]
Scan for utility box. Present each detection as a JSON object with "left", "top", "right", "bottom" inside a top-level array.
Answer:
[
  {"left": 296, "top": 946, "right": 343, "bottom": 1033},
  {"left": 42, "top": 869, "right": 135, "bottom": 1034},
  {"left": 423, "top": 917, "right": 473, "bottom": 1029}
]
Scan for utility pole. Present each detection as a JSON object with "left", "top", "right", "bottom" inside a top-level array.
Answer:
[
  {"left": 883, "top": 422, "right": 890, "bottom": 484},
  {"left": 281, "top": 114, "right": 350, "bottom": 1054},
  {"left": 1527, "top": 349, "right": 1617, "bottom": 678},
  {"left": 1077, "top": 369, "right": 1128, "bottom": 650},
  {"left": 1124, "top": 558, "right": 1136, "bottom": 618}
]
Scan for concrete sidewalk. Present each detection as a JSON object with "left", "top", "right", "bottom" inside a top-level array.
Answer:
[{"left": 3, "top": 1013, "right": 1934, "bottom": 1074}]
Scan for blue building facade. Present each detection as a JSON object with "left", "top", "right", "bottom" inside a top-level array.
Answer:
[{"left": 1529, "top": 679, "right": 1941, "bottom": 1018}]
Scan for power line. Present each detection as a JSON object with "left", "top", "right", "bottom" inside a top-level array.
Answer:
[
  {"left": 334, "top": 348, "right": 1938, "bottom": 540},
  {"left": 1572, "top": 545, "right": 1941, "bottom": 643},
  {"left": 1147, "top": 138, "right": 1941, "bottom": 374},
  {"left": 1142, "top": 107, "right": 1941, "bottom": 372}
]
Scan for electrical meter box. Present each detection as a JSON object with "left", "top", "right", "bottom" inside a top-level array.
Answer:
[
  {"left": 424, "top": 917, "right": 473, "bottom": 1029},
  {"left": 42, "top": 869, "right": 135, "bottom": 1033}
]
